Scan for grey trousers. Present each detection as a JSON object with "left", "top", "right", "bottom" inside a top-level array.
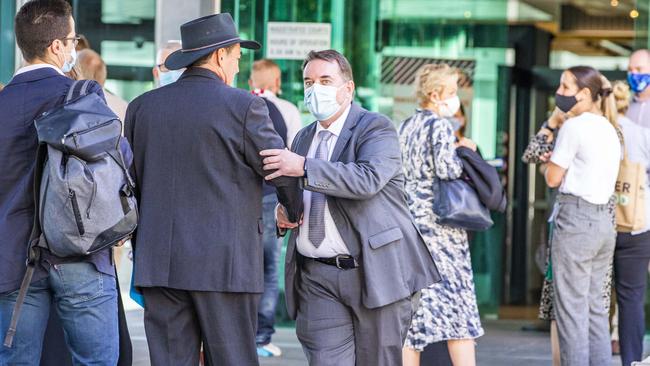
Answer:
[
  {"left": 142, "top": 287, "right": 261, "bottom": 366},
  {"left": 295, "top": 258, "right": 413, "bottom": 366},
  {"left": 551, "top": 194, "right": 616, "bottom": 366}
]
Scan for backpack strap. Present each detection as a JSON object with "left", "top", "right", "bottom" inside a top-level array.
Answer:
[
  {"left": 106, "top": 147, "right": 136, "bottom": 215},
  {"left": 3, "top": 144, "right": 47, "bottom": 348},
  {"left": 65, "top": 80, "right": 93, "bottom": 103}
]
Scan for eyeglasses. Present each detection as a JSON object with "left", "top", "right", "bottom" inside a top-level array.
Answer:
[
  {"left": 60, "top": 35, "right": 82, "bottom": 47},
  {"left": 157, "top": 63, "right": 170, "bottom": 73}
]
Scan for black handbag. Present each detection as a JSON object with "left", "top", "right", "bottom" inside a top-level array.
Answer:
[
  {"left": 433, "top": 178, "right": 494, "bottom": 231},
  {"left": 428, "top": 118, "right": 493, "bottom": 231}
]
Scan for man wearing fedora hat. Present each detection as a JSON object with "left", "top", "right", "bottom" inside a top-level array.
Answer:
[{"left": 124, "top": 13, "right": 301, "bottom": 366}]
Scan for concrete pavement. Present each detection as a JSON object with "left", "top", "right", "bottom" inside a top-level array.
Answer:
[{"left": 126, "top": 308, "right": 636, "bottom": 365}]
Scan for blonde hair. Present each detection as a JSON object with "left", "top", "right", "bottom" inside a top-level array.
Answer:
[
  {"left": 598, "top": 75, "right": 619, "bottom": 131},
  {"left": 415, "top": 64, "right": 458, "bottom": 108},
  {"left": 612, "top": 80, "right": 631, "bottom": 114}
]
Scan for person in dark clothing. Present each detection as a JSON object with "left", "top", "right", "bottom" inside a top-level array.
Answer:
[
  {"left": 611, "top": 80, "right": 650, "bottom": 366},
  {"left": 0, "top": 1, "right": 126, "bottom": 364},
  {"left": 124, "top": 13, "right": 301, "bottom": 366},
  {"left": 251, "top": 69, "right": 291, "bottom": 358}
]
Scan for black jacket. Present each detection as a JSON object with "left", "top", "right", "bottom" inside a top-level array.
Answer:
[
  {"left": 456, "top": 146, "right": 507, "bottom": 212},
  {"left": 125, "top": 67, "right": 302, "bottom": 293}
]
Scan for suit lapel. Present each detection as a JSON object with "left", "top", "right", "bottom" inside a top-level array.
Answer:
[
  {"left": 330, "top": 103, "right": 362, "bottom": 162},
  {"left": 294, "top": 122, "right": 317, "bottom": 156}
]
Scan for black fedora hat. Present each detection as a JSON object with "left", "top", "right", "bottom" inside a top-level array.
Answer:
[{"left": 165, "top": 13, "right": 260, "bottom": 70}]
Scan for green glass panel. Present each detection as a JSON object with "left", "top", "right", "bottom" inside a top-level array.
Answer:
[{"left": 0, "top": 0, "right": 16, "bottom": 84}]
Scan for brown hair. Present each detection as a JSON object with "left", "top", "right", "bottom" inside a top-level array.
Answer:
[
  {"left": 302, "top": 49, "right": 354, "bottom": 81},
  {"left": 15, "top": 0, "right": 73, "bottom": 62},
  {"left": 415, "top": 63, "right": 458, "bottom": 108},
  {"left": 566, "top": 66, "right": 617, "bottom": 129},
  {"left": 77, "top": 49, "right": 107, "bottom": 85}
]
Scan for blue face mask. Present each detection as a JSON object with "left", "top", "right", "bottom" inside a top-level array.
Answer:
[
  {"left": 304, "top": 83, "right": 345, "bottom": 121},
  {"left": 158, "top": 69, "right": 183, "bottom": 87},
  {"left": 61, "top": 47, "right": 77, "bottom": 73},
  {"left": 627, "top": 73, "right": 650, "bottom": 93}
]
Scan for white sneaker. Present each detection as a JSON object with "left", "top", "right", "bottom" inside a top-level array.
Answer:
[{"left": 257, "top": 342, "right": 282, "bottom": 357}]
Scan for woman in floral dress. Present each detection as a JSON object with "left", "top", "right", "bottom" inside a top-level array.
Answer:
[{"left": 399, "top": 64, "right": 483, "bottom": 366}]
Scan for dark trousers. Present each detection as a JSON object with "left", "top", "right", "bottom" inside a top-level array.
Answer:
[
  {"left": 142, "top": 287, "right": 261, "bottom": 366},
  {"left": 257, "top": 194, "right": 282, "bottom": 346},
  {"left": 614, "top": 231, "right": 650, "bottom": 366}
]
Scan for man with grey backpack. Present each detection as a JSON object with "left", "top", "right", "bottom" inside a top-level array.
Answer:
[{"left": 0, "top": 1, "right": 135, "bottom": 364}]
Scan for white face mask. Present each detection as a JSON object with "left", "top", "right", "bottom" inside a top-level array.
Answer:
[
  {"left": 61, "top": 47, "right": 77, "bottom": 73},
  {"left": 304, "top": 83, "right": 345, "bottom": 121},
  {"left": 158, "top": 69, "right": 183, "bottom": 87},
  {"left": 437, "top": 95, "right": 461, "bottom": 118}
]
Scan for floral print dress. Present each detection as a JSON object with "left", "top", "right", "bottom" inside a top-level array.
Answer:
[{"left": 398, "top": 109, "right": 484, "bottom": 350}]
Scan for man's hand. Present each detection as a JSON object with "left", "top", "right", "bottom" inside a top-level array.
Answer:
[
  {"left": 260, "top": 148, "right": 306, "bottom": 180},
  {"left": 276, "top": 204, "right": 301, "bottom": 229}
]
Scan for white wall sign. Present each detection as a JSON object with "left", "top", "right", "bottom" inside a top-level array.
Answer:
[{"left": 266, "top": 22, "right": 331, "bottom": 60}]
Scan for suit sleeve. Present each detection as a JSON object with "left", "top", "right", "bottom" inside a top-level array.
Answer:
[
  {"left": 123, "top": 101, "right": 140, "bottom": 203},
  {"left": 243, "top": 97, "right": 302, "bottom": 222},
  {"left": 303, "top": 115, "right": 402, "bottom": 200}
]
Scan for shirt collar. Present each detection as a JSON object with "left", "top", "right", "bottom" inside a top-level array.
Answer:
[
  {"left": 14, "top": 63, "right": 64, "bottom": 76},
  {"left": 632, "top": 95, "right": 650, "bottom": 104},
  {"left": 316, "top": 103, "right": 351, "bottom": 138}
]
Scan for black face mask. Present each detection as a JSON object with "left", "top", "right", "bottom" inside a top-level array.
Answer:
[{"left": 555, "top": 93, "right": 578, "bottom": 113}]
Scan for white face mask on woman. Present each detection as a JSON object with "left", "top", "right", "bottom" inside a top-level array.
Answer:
[{"left": 437, "top": 95, "right": 461, "bottom": 118}]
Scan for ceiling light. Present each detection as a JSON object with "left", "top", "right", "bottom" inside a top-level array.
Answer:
[
  {"left": 464, "top": 11, "right": 472, "bottom": 18},
  {"left": 611, "top": 0, "right": 619, "bottom": 6},
  {"left": 630, "top": 9, "right": 640, "bottom": 19}
]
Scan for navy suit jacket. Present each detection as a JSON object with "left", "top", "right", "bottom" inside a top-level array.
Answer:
[
  {"left": 124, "top": 67, "right": 301, "bottom": 293},
  {"left": 0, "top": 67, "right": 108, "bottom": 293}
]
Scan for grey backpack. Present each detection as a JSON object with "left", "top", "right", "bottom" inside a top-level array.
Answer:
[
  {"left": 4, "top": 80, "right": 138, "bottom": 348},
  {"left": 36, "top": 80, "right": 138, "bottom": 257}
]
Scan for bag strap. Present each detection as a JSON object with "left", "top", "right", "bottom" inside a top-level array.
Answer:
[
  {"left": 614, "top": 125, "right": 630, "bottom": 162},
  {"left": 3, "top": 144, "right": 47, "bottom": 348},
  {"left": 65, "top": 79, "right": 93, "bottom": 103},
  {"left": 106, "top": 147, "right": 136, "bottom": 215}
]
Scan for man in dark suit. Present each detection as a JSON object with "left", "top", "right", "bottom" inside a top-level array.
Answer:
[
  {"left": 124, "top": 13, "right": 301, "bottom": 366},
  {"left": 260, "top": 49, "right": 441, "bottom": 366},
  {"left": 0, "top": 1, "right": 123, "bottom": 364}
]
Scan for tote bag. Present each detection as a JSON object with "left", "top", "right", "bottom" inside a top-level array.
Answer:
[{"left": 615, "top": 147, "right": 646, "bottom": 232}]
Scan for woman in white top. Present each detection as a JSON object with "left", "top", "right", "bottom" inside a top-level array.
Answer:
[{"left": 542, "top": 66, "right": 621, "bottom": 366}]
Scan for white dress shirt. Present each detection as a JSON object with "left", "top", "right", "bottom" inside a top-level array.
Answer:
[
  {"left": 296, "top": 105, "right": 352, "bottom": 258},
  {"left": 14, "top": 63, "right": 64, "bottom": 76}
]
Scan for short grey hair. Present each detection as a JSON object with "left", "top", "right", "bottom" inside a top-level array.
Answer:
[
  {"left": 302, "top": 49, "right": 353, "bottom": 81},
  {"left": 156, "top": 40, "right": 182, "bottom": 65}
]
